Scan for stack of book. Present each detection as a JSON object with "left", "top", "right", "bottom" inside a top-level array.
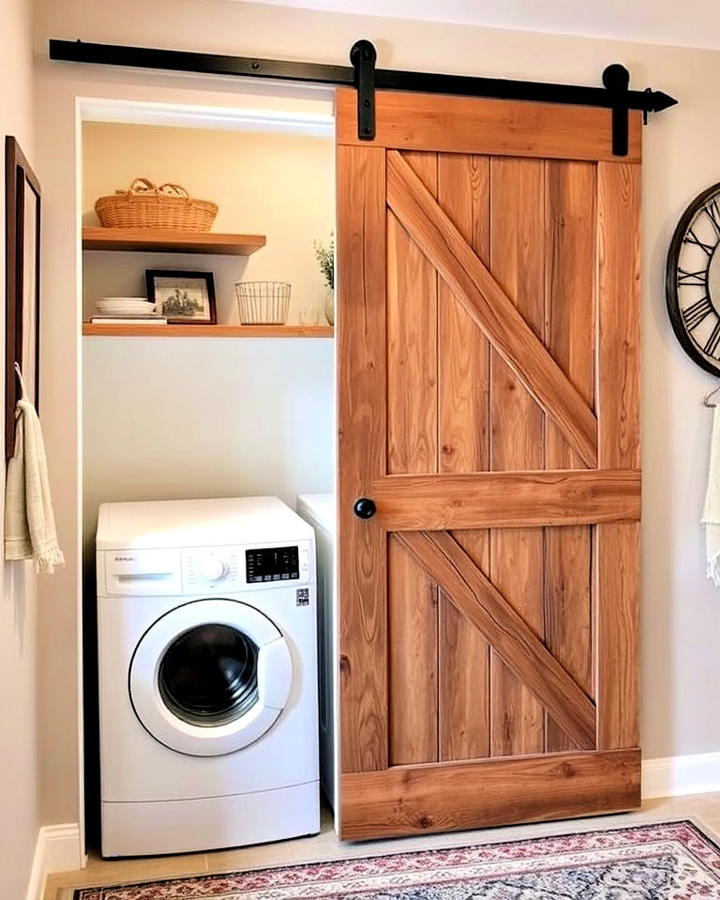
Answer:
[{"left": 90, "top": 297, "right": 167, "bottom": 325}]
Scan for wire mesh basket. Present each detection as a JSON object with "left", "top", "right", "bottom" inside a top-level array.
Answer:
[{"left": 235, "top": 281, "right": 291, "bottom": 324}]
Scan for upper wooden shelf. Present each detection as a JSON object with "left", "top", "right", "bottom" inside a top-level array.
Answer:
[
  {"left": 82, "top": 227, "right": 266, "bottom": 256},
  {"left": 82, "top": 323, "right": 333, "bottom": 338}
]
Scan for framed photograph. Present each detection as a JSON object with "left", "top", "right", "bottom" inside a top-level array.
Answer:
[
  {"left": 145, "top": 270, "right": 216, "bottom": 325},
  {"left": 5, "top": 136, "right": 41, "bottom": 459}
]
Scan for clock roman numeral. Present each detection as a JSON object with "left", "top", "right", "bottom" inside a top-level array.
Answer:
[
  {"left": 684, "top": 227, "right": 716, "bottom": 256},
  {"left": 683, "top": 296, "right": 714, "bottom": 330},
  {"left": 704, "top": 200, "right": 720, "bottom": 238},
  {"left": 678, "top": 268, "right": 708, "bottom": 287},
  {"left": 705, "top": 320, "right": 720, "bottom": 357}
]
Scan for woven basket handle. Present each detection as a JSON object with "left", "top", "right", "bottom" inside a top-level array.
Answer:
[
  {"left": 158, "top": 182, "right": 191, "bottom": 200},
  {"left": 120, "top": 177, "right": 158, "bottom": 196}
]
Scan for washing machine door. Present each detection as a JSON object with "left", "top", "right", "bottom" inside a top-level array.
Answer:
[{"left": 129, "top": 598, "right": 292, "bottom": 756}]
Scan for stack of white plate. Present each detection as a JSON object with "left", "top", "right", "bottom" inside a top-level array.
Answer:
[{"left": 95, "top": 297, "right": 157, "bottom": 316}]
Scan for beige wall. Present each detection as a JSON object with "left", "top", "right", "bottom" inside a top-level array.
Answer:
[
  {"left": 1, "top": 0, "right": 40, "bottom": 896},
  {"left": 33, "top": 0, "right": 720, "bottom": 832}
]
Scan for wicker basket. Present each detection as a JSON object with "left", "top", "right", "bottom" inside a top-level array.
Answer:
[
  {"left": 235, "top": 282, "right": 291, "bottom": 324},
  {"left": 94, "top": 178, "right": 218, "bottom": 231}
]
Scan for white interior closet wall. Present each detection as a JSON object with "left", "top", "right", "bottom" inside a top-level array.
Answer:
[{"left": 82, "top": 336, "right": 333, "bottom": 558}]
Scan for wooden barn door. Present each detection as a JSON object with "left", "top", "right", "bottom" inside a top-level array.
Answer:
[{"left": 336, "top": 88, "right": 641, "bottom": 840}]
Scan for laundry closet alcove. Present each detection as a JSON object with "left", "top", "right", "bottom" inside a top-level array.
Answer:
[{"left": 80, "top": 108, "right": 336, "bottom": 854}]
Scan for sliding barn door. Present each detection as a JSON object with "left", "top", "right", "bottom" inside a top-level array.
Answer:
[{"left": 336, "top": 88, "right": 641, "bottom": 840}]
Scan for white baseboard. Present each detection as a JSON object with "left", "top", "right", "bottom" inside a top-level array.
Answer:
[
  {"left": 643, "top": 752, "right": 720, "bottom": 800},
  {"left": 26, "top": 823, "right": 83, "bottom": 900}
]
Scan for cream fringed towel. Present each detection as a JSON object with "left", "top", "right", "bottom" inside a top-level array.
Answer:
[
  {"left": 4, "top": 365, "right": 64, "bottom": 572},
  {"left": 703, "top": 404, "right": 720, "bottom": 586}
]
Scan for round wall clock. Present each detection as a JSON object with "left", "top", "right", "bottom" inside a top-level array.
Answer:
[{"left": 666, "top": 181, "right": 720, "bottom": 376}]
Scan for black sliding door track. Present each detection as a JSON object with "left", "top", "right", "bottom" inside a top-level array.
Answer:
[{"left": 48, "top": 38, "right": 677, "bottom": 156}]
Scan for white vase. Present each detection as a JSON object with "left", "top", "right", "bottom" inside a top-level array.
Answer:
[{"left": 324, "top": 287, "right": 335, "bottom": 326}]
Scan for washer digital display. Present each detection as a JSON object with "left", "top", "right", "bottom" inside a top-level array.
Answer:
[{"left": 246, "top": 546, "right": 299, "bottom": 583}]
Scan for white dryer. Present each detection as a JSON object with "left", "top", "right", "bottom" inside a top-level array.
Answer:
[
  {"left": 96, "top": 496, "right": 319, "bottom": 857},
  {"left": 296, "top": 493, "right": 335, "bottom": 808}
]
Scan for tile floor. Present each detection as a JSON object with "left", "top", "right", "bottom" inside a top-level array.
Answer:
[{"left": 45, "top": 793, "right": 720, "bottom": 900}]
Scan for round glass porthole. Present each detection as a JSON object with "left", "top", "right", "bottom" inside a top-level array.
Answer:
[{"left": 158, "top": 624, "right": 259, "bottom": 727}]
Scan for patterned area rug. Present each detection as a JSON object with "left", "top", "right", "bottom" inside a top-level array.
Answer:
[{"left": 75, "top": 821, "right": 720, "bottom": 899}]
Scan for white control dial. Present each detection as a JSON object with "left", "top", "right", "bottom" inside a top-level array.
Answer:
[{"left": 200, "top": 557, "right": 229, "bottom": 583}]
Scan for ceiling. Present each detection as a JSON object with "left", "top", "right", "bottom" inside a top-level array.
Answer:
[{"left": 249, "top": 0, "right": 720, "bottom": 51}]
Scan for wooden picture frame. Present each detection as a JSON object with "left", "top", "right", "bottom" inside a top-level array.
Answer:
[
  {"left": 145, "top": 270, "right": 217, "bottom": 325},
  {"left": 5, "top": 136, "right": 41, "bottom": 460}
]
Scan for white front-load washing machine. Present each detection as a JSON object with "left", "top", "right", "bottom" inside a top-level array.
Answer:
[{"left": 96, "top": 496, "right": 320, "bottom": 857}]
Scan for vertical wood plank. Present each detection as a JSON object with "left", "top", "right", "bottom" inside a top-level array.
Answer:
[
  {"left": 545, "top": 160, "right": 597, "bottom": 454},
  {"left": 441, "top": 530, "right": 491, "bottom": 760},
  {"left": 437, "top": 154, "right": 490, "bottom": 475},
  {"left": 437, "top": 153, "right": 491, "bottom": 761},
  {"left": 596, "top": 161, "right": 641, "bottom": 750},
  {"left": 544, "top": 161, "right": 596, "bottom": 751},
  {"left": 386, "top": 151, "right": 440, "bottom": 765},
  {"left": 388, "top": 536, "right": 438, "bottom": 764},
  {"left": 597, "top": 162, "right": 641, "bottom": 471},
  {"left": 544, "top": 525, "right": 593, "bottom": 750},
  {"left": 337, "top": 144, "right": 388, "bottom": 773},
  {"left": 489, "top": 157, "right": 546, "bottom": 757},
  {"left": 387, "top": 152, "right": 438, "bottom": 474},
  {"left": 595, "top": 522, "right": 640, "bottom": 749}
]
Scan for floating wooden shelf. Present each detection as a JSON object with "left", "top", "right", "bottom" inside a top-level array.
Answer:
[
  {"left": 82, "top": 227, "right": 266, "bottom": 256},
  {"left": 82, "top": 323, "right": 333, "bottom": 338}
]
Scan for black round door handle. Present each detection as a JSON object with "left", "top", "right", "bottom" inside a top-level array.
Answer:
[{"left": 353, "top": 498, "right": 377, "bottom": 519}]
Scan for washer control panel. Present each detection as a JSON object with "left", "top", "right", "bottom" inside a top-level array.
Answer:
[
  {"left": 246, "top": 545, "right": 299, "bottom": 583},
  {"left": 181, "top": 541, "right": 311, "bottom": 591}
]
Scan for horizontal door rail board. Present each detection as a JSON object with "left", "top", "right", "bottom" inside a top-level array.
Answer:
[
  {"left": 397, "top": 530, "right": 596, "bottom": 750},
  {"left": 386, "top": 150, "right": 598, "bottom": 467},
  {"left": 337, "top": 90, "right": 642, "bottom": 162},
  {"left": 340, "top": 748, "right": 640, "bottom": 840},
  {"left": 372, "top": 469, "right": 640, "bottom": 529}
]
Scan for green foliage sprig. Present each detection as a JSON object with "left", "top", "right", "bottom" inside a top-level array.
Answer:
[{"left": 314, "top": 235, "right": 334, "bottom": 290}]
